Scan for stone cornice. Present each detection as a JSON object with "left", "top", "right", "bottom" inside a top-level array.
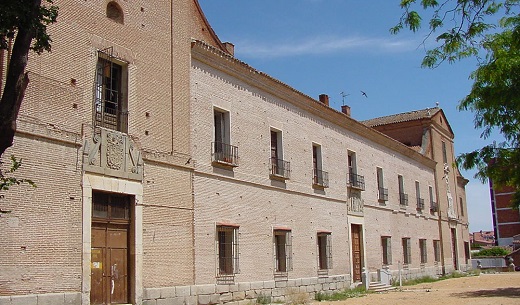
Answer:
[{"left": 191, "top": 40, "right": 436, "bottom": 169}]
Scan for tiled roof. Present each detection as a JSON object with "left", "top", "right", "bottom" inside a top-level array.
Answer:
[{"left": 362, "top": 107, "right": 441, "bottom": 127}]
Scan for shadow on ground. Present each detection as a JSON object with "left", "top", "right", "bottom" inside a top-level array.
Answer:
[{"left": 451, "top": 287, "right": 520, "bottom": 299}]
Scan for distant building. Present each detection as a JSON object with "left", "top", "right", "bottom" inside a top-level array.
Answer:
[
  {"left": 470, "top": 230, "right": 495, "bottom": 248},
  {"left": 490, "top": 182, "right": 520, "bottom": 246}
]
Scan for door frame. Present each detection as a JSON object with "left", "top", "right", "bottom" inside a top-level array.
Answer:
[
  {"left": 82, "top": 174, "right": 143, "bottom": 305},
  {"left": 350, "top": 223, "right": 364, "bottom": 282}
]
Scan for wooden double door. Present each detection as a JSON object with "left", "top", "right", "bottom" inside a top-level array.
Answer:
[
  {"left": 351, "top": 224, "right": 363, "bottom": 282},
  {"left": 91, "top": 192, "right": 131, "bottom": 305}
]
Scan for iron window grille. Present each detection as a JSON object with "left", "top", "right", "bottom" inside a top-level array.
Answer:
[
  {"left": 348, "top": 173, "right": 365, "bottom": 190},
  {"left": 313, "top": 169, "right": 329, "bottom": 188},
  {"left": 417, "top": 198, "right": 425, "bottom": 210},
  {"left": 217, "top": 225, "right": 239, "bottom": 278},
  {"left": 378, "top": 187, "right": 389, "bottom": 201},
  {"left": 212, "top": 142, "right": 239, "bottom": 167},
  {"left": 270, "top": 158, "right": 290, "bottom": 179},
  {"left": 399, "top": 192, "right": 409, "bottom": 206},
  {"left": 274, "top": 230, "right": 293, "bottom": 274}
]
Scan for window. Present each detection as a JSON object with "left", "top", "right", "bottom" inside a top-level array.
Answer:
[
  {"left": 347, "top": 151, "right": 365, "bottom": 190},
  {"left": 381, "top": 236, "right": 392, "bottom": 265},
  {"left": 433, "top": 240, "right": 441, "bottom": 262},
  {"left": 398, "top": 175, "right": 408, "bottom": 206},
  {"left": 270, "top": 130, "right": 290, "bottom": 179},
  {"left": 419, "top": 239, "right": 427, "bottom": 264},
  {"left": 459, "top": 197, "right": 465, "bottom": 217},
  {"left": 429, "top": 186, "right": 437, "bottom": 212},
  {"left": 402, "top": 238, "right": 411, "bottom": 265},
  {"left": 217, "top": 225, "right": 239, "bottom": 276},
  {"left": 106, "top": 1, "right": 124, "bottom": 24},
  {"left": 213, "top": 109, "right": 238, "bottom": 166},
  {"left": 274, "top": 229, "right": 292, "bottom": 273},
  {"left": 317, "top": 232, "right": 332, "bottom": 270},
  {"left": 442, "top": 141, "right": 448, "bottom": 164},
  {"left": 416, "top": 181, "right": 424, "bottom": 210},
  {"left": 377, "top": 167, "right": 388, "bottom": 201},
  {"left": 94, "top": 49, "right": 128, "bottom": 132},
  {"left": 312, "top": 144, "right": 328, "bottom": 187},
  {"left": 464, "top": 242, "right": 470, "bottom": 264}
]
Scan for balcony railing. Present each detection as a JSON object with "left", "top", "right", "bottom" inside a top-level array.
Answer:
[
  {"left": 212, "top": 142, "right": 239, "bottom": 167},
  {"left": 94, "top": 104, "right": 128, "bottom": 133},
  {"left": 313, "top": 169, "right": 329, "bottom": 188},
  {"left": 378, "top": 187, "right": 388, "bottom": 201},
  {"left": 347, "top": 173, "right": 365, "bottom": 190},
  {"left": 270, "top": 158, "right": 291, "bottom": 179},
  {"left": 416, "top": 198, "right": 425, "bottom": 210},
  {"left": 399, "top": 192, "right": 409, "bottom": 206},
  {"left": 430, "top": 201, "right": 438, "bottom": 212}
]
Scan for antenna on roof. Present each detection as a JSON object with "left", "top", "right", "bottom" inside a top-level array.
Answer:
[{"left": 340, "top": 92, "right": 350, "bottom": 106}]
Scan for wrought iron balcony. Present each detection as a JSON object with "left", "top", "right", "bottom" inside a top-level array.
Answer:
[
  {"left": 399, "top": 192, "right": 409, "bottom": 206},
  {"left": 416, "top": 198, "right": 425, "bottom": 210},
  {"left": 313, "top": 169, "right": 329, "bottom": 188},
  {"left": 94, "top": 104, "right": 128, "bottom": 133},
  {"left": 378, "top": 187, "right": 389, "bottom": 201},
  {"left": 270, "top": 158, "right": 291, "bottom": 179},
  {"left": 430, "top": 201, "right": 438, "bottom": 212},
  {"left": 347, "top": 173, "right": 365, "bottom": 190},
  {"left": 212, "top": 142, "right": 239, "bottom": 167}
]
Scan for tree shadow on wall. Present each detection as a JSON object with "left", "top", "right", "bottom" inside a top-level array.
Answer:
[{"left": 451, "top": 287, "right": 520, "bottom": 299}]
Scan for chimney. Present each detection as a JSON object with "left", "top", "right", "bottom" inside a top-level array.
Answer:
[
  {"left": 223, "top": 42, "right": 234, "bottom": 56},
  {"left": 318, "top": 94, "right": 329, "bottom": 106},
  {"left": 341, "top": 105, "right": 351, "bottom": 117}
]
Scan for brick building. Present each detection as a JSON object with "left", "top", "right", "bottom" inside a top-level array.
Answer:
[
  {"left": 490, "top": 183, "right": 520, "bottom": 247},
  {"left": 0, "top": 1, "right": 470, "bottom": 305}
]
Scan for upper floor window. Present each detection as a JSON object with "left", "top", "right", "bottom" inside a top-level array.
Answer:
[
  {"left": 107, "top": 1, "right": 124, "bottom": 24},
  {"left": 312, "top": 144, "right": 328, "bottom": 188},
  {"left": 459, "top": 197, "right": 465, "bottom": 217},
  {"left": 442, "top": 141, "right": 448, "bottom": 164},
  {"left": 347, "top": 151, "right": 365, "bottom": 190},
  {"left": 270, "top": 130, "right": 290, "bottom": 179},
  {"left": 94, "top": 49, "right": 128, "bottom": 133},
  {"left": 377, "top": 167, "right": 388, "bottom": 201},
  {"left": 416, "top": 181, "right": 424, "bottom": 210},
  {"left": 398, "top": 175, "right": 408, "bottom": 206},
  {"left": 429, "top": 186, "right": 438, "bottom": 213},
  {"left": 213, "top": 109, "right": 238, "bottom": 166}
]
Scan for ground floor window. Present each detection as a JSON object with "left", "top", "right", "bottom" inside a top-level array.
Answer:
[
  {"left": 402, "top": 238, "right": 411, "bottom": 265},
  {"left": 217, "top": 225, "right": 239, "bottom": 276},
  {"left": 381, "top": 236, "right": 392, "bottom": 265},
  {"left": 419, "top": 239, "right": 427, "bottom": 264},
  {"left": 274, "top": 229, "right": 292, "bottom": 273},
  {"left": 318, "top": 232, "right": 332, "bottom": 270},
  {"left": 433, "top": 240, "right": 441, "bottom": 262}
]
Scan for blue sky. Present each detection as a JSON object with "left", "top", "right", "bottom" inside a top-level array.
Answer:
[{"left": 198, "top": 0, "right": 503, "bottom": 232}]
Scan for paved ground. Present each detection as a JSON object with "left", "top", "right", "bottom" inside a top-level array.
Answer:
[{"left": 318, "top": 272, "right": 520, "bottom": 305}]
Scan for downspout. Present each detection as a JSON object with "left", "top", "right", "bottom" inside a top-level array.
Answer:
[{"left": 171, "top": 0, "right": 174, "bottom": 154}]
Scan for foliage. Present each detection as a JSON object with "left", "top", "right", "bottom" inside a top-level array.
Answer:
[
  {"left": 256, "top": 294, "right": 271, "bottom": 305},
  {"left": 472, "top": 246, "right": 511, "bottom": 257},
  {"left": 392, "top": 1, "right": 520, "bottom": 209},
  {"left": 314, "top": 286, "right": 368, "bottom": 301},
  {"left": 0, "top": 155, "right": 36, "bottom": 191},
  {"left": 0, "top": 0, "right": 58, "bottom": 54}
]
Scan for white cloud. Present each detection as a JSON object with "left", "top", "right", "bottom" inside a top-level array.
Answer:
[{"left": 234, "top": 35, "right": 418, "bottom": 59}]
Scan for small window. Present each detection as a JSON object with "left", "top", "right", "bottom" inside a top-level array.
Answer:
[
  {"left": 398, "top": 175, "right": 408, "bottom": 206},
  {"left": 312, "top": 144, "right": 328, "bottom": 187},
  {"left": 402, "top": 238, "right": 411, "bottom": 265},
  {"left": 347, "top": 151, "right": 365, "bottom": 190},
  {"left": 433, "top": 240, "right": 441, "bottom": 262},
  {"left": 459, "top": 197, "right": 465, "bottom": 217},
  {"left": 381, "top": 236, "right": 392, "bottom": 265},
  {"left": 317, "top": 232, "right": 332, "bottom": 270},
  {"left": 442, "top": 141, "right": 448, "bottom": 164},
  {"left": 107, "top": 1, "right": 124, "bottom": 24},
  {"left": 377, "top": 167, "right": 388, "bottom": 201},
  {"left": 274, "top": 229, "right": 292, "bottom": 273},
  {"left": 419, "top": 239, "right": 427, "bottom": 264},
  {"left": 217, "top": 225, "right": 239, "bottom": 276}
]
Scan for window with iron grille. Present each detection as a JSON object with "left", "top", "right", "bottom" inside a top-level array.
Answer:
[
  {"left": 94, "top": 48, "right": 128, "bottom": 133},
  {"left": 270, "top": 130, "right": 290, "bottom": 179},
  {"left": 274, "top": 229, "right": 292, "bottom": 273},
  {"left": 381, "top": 236, "right": 392, "bottom": 265},
  {"left": 433, "top": 240, "right": 441, "bottom": 262},
  {"left": 213, "top": 109, "right": 238, "bottom": 166},
  {"left": 398, "top": 175, "right": 408, "bottom": 206},
  {"left": 402, "top": 238, "right": 411, "bottom": 265},
  {"left": 419, "top": 239, "right": 427, "bottom": 264},
  {"left": 312, "top": 144, "right": 328, "bottom": 187},
  {"left": 416, "top": 181, "right": 424, "bottom": 210},
  {"left": 217, "top": 225, "right": 239, "bottom": 276},
  {"left": 377, "top": 167, "right": 388, "bottom": 201},
  {"left": 429, "top": 186, "right": 437, "bottom": 212},
  {"left": 317, "top": 232, "right": 332, "bottom": 270}
]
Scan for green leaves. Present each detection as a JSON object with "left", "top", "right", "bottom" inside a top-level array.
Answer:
[
  {"left": 0, "top": 0, "right": 58, "bottom": 54},
  {"left": 0, "top": 155, "right": 36, "bottom": 191}
]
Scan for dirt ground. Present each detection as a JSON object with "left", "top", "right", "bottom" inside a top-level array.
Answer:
[{"left": 318, "top": 272, "right": 520, "bottom": 305}]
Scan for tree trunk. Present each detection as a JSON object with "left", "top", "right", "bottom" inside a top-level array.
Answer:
[{"left": 0, "top": 0, "right": 41, "bottom": 158}]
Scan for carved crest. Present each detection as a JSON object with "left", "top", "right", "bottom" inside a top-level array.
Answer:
[{"left": 106, "top": 132, "right": 124, "bottom": 170}]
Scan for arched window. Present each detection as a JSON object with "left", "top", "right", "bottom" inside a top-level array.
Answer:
[{"left": 106, "top": 1, "right": 124, "bottom": 24}]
